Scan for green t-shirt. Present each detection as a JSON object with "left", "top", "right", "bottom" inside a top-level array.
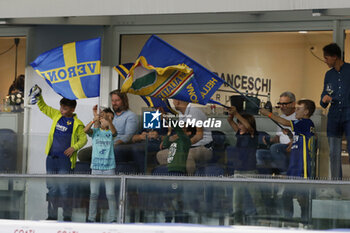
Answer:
[{"left": 163, "top": 127, "right": 191, "bottom": 173}]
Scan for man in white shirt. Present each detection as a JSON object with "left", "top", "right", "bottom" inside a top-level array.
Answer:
[
  {"left": 156, "top": 100, "right": 213, "bottom": 175},
  {"left": 257, "top": 91, "right": 296, "bottom": 173}
]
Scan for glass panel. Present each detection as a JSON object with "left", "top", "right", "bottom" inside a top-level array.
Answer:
[
  {"left": 1, "top": 175, "right": 350, "bottom": 229},
  {"left": 125, "top": 176, "right": 350, "bottom": 229},
  {"left": 0, "top": 175, "right": 121, "bottom": 223},
  {"left": 0, "top": 116, "right": 22, "bottom": 173},
  {"left": 8, "top": 31, "right": 343, "bottom": 231},
  {"left": 118, "top": 31, "right": 333, "bottom": 180}
]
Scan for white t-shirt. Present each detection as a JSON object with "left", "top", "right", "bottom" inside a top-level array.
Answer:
[
  {"left": 179, "top": 103, "right": 213, "bottom": 147},
  {"left": 276, "top": 112, "right": 296, "bottom": 144}
]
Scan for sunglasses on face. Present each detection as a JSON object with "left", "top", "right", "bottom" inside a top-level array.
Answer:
[{"left": 277, "top": 101, "right": 293, "bottom": 106}]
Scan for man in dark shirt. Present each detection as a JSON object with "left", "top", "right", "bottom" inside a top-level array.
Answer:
[{"left": 320, "top": 43, "right": 350, "bottom": 179}]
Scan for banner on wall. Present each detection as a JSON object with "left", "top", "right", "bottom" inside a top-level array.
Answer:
[
  {"left": 120, "top": 35, "right": 225, "bottom": 105},
  {"left": 30, "top": 38, "right": 101, "bottom": 100}
]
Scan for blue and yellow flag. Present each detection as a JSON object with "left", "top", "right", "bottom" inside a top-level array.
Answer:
[
  {"left": 30, "top": 38, "right": 101, "bottom": 100},
  {"left": 115, "top": 63, "right": 177, "bottom": 114},
  {"left": 140, "top": 95, "right": 177, "bottom": 114},
  {"left": 121, "top": 35, "right": 224, "bottom": 105},
  {"left": 114, "top": 63, "right": 133, "bottom": 80}
]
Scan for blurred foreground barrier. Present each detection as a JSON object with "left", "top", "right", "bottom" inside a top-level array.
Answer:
[{"left": 0, "top": 219, "right": 333, "bottom": 233}]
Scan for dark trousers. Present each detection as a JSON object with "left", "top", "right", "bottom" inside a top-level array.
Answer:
[
  {"left": 46, "top": 155, "right": 72, "bottom": 219},
  {"left": 129, "top": 141, "right": 161, "bottom": 173},
  {"left": 327, "top": 118, "right": 350, "bottom": 179},
  {"left": 280, "top": 186, "right": 309, "bottom": 221}
]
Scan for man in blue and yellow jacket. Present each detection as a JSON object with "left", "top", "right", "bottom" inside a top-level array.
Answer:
[{"left": 31, "top": 85, "right": 87, "bottom": 221}]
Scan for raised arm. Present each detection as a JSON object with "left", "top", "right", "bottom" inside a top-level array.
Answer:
[
  {"left": 84, "top": 120, "right": 95, "bottom": 136},
  {"left": 92, "top": 104, "right": 101, "bottom": 128},
  {"left": 106, "top": 115, "right": 117, "bottom": 137},
  {"left": 226, "top": 106, "right": 239, "bottom": 132},
  {"left": 37, "top": 95, "right": 60, "bottom": 119},
  {"left": 260, "top": 108, "right": 291, "bottom": 127}
]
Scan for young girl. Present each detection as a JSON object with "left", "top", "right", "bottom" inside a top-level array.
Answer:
[
  {"left": 227, "top": 106, "right": 258, "bottom": 171},
  {"left": 226, "top": 106, "right": 265, "bottom": 224},
  {"left": 84, "top": 107, "right": 117, "bottom": 223}
]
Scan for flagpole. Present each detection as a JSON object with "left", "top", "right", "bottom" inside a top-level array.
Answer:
[{"left": 98, "top": 97, "right": 101, "bottom": 116}]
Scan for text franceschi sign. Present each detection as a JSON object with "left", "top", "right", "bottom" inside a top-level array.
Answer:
[
  {"left": 215, "top": 72, "right": 272, "bottom": 93},
  {"left": 143, "top": 110, "right": 222, "bottom": 129}
]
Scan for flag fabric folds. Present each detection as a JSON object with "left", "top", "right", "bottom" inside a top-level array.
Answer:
[
  {"left": 114, "top": 63, "right": 133, "bottom": 80},
  {"left": 30, "top": 38, "right": 101, "bottom": 100},
  {"left": 121, "top": 35, "right": 224, "bottom": 105},
  {"left": 115, "top": 63, "right": 177, "bottom": 114},
  {"left": 121, "top": 56, "right": 196, "bottom": 101},
  {"left": 140, "top": 96, "right": 177, "bottom": 114}
]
